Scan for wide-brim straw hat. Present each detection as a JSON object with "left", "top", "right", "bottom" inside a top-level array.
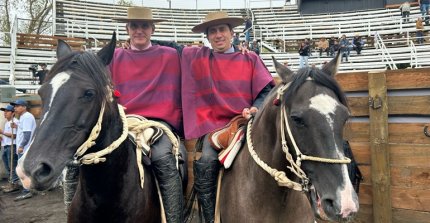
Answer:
[
  {"left": 113, "top": 7, "right": 167, "bottom": 23},
  {"left": 192, "top": 11, "right": 245, "bottom": 33}
]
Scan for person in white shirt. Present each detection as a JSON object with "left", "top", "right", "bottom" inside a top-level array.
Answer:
[
  {"left": 10, "top": 99, "right": 36, "bottom": 201},
  {"left": 0, "top": 105, "right": 19, "bottom": 193}
]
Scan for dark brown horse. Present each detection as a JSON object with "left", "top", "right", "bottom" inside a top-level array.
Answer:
[
  {"left": 219, "top": 53, "right": 359, "bottom": 222},
  {"left": 16, "top": 35, "right": 162, "bottom": 222}
]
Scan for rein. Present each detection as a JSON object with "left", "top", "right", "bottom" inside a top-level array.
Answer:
[
  {"left": 247, "top": 79, "right": 351, "bottom": 192},
  {"left": 74, "top": 102, "right": 129, "bottom": 165}
]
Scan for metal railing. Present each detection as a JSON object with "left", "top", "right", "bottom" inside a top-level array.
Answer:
[
  {"left": 409, "top": 39, "right": 419, "bottom": 68},
  {"left": 374, "top": 32, "right": 397, "bottom": 70},
  {"left": 66, "top": 20, "right": 100, "bottom": 48}
]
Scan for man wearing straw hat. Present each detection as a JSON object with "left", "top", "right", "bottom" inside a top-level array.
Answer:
[
  {"left": 181, "top": 11, "right": 274, "bottom": 223},
  {"left": 111, "top": 7, "right": 184, "bottom": 223}
]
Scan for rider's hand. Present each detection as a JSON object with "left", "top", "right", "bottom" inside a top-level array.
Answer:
[{"left": 242, "top": 107, "right": 258, "bottom": 119}]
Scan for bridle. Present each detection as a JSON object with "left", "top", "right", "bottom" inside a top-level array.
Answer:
[{"left": 246, "top": 78, "right": 351, "bottom": 192}]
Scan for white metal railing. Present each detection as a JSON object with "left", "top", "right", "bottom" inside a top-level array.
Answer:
[
  {"left": 374, "top": 32, "right": 397, "bottom": 70},
  {"left": 10, "top": 16, "right": 18, "bottom": 85},
  {"left": 409, "top": 40, "right": 418, "bottom": 68},
  {"left": 66, "top": 20, "right": 99, "bottom": 48}
]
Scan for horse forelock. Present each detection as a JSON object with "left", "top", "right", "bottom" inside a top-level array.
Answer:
[
  {"left": 47, "top": 51, "right": 113, "bottom": 105},
  {"left": 283, "top": 68, "right": 348, "bottom": 108}
]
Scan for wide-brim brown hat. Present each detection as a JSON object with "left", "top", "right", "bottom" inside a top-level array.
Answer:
[
  {"left": 192, "top": 11, "right": 245, "bottom": 33},
  {"left": 113, "top": 7, "right": 167, "bottom": 23}
]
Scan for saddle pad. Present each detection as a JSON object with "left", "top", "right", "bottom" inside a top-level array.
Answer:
[
  {"left": 209, "top": 115, "right": 247, "bottom": 151},
  {"left": 218, "top": 126, "right": 245, "bottom": 169}
]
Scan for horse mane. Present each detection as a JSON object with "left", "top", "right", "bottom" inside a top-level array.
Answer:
[
  {"left": 283, "top": 67, "right": 348, "bottom": 107},
  {"left": 46, "top": 51, "right": 114, "bottom": 107}
]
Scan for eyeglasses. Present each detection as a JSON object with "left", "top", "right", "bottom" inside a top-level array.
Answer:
[{"left": 128, "top": 22, "right": 152, "bottom": 30}]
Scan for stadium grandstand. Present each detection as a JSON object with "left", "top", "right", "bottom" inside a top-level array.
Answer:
[{"left": 0, "top": 0, "right": 429, "bottom": 91}]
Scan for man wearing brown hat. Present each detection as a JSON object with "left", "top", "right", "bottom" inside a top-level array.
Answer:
[
  {"left": 181, "top": 11, "right": 274, "bottom": 223},
  {"left": 111, "top": 7, "right": 184, "bottom": 223}
]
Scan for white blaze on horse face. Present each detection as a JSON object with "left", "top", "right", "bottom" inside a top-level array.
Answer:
[
  {"left": 40, "top": 72, "right": 71, "bottom": 124},
  {"left": 309, "top": 93, "right": 338, "bottom": 129},
  {"left": 309, "top": 94, "right": 358, "bottom": 217}
]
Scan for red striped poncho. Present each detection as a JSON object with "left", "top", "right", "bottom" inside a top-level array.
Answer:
[
  {"left": 110, "top": 46, "right": 183, "bottom": 134},
  {"left": 181, "top": 46, "right": 274, "bottom": 139}
]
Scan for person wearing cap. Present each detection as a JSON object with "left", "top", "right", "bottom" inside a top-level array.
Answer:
[
  {"left": 180, "top": 11, "right": 273, "bottom": 222},
  {"left": 111, "top": 7, "right": 184, "bottom": 223},
  {"left": 33, "top": 63, "right": 49, "bottom": 85},
  {"left": 0, "top": 105, "right": 19, "bottom": 193},
  {"left": 10, "top": 99, "right": 36, "bottom": 201}
]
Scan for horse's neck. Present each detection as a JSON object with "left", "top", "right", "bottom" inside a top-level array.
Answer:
[{"left": 80, "top": 107, "right": 136, "bottom": 191}]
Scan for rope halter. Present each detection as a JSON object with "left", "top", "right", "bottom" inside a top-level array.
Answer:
[
  {"left": 247, "top": 78, "right": 351, "bottom": 192},
  {"left": 74, "top": 102, "right": 129, "bottom": 165}
]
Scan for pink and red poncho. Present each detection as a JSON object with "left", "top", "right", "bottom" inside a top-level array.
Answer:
[
  {"left": 110, "top": 46, "right": 183, "bottom": 134},
  {"left": 181, "top": 47, "right": 273, "bottom": 139}
]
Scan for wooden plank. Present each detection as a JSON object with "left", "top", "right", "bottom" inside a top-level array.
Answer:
[
  {"left": 386, "top": 69, "right": 430, "bottom": 90},
  {"left": 348, "top": 96, "right": 430, "bottom": 116},
  {"left": 392, "top": 187, "right": 430, "bottom": 212},
  {"left": 351, "top": 143, "right": 430, "bottom": 167},
  {"left": 368, "top": 71, "right": 392, "bottom": 222},
  {"left": 356, "top": 165, "right": 430, "bottom": 189},
  {"left": 336, "top": 72, "right": 368, "bottom": 92},
  {"left": 336, "top": 69, "right": 430, "bottom": 92},
  {"left": 346, "top": 123, "right": 430, "bottom": 144},
  {"left": 393, "top": 208, "right": 430, "bottom": 223}
]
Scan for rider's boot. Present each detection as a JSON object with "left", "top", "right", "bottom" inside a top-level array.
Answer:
[
  {"left": 152, "top": 155, "right": 184, "bottom": 223},
  {"left": 193, "top": 160, "right": 220, "bottom": 223}
]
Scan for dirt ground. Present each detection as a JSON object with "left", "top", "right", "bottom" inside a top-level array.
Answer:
[{"left": 0, "top": 178, "right": 67, "bottom": 223}]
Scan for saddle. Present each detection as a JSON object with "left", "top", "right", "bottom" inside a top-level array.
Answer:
[
  {"left": 208, "top": 115, "right": 248, "bottom": 168},
  {"left": 127, "top": 115, "right": 164, "bottom": 160}
]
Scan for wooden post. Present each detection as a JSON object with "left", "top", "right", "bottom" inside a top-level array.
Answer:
[{"left": 368, "top": 71, "right": 392, "bottom": 222}]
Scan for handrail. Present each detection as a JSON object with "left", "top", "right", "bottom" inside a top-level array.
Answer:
[
  {"left": 374, "top": 32, "right": 397, "bottom": 70},
  {"left": 409, "top": 40, "right": 418, "bottom": 68},
  {"left": 10, "top": 16, "right": 18, "bottom": 85},
  {"left": 66, "top": 20, "right": 99, "bottom": 48}
]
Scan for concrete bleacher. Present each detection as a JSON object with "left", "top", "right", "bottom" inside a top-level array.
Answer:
[
  {"left": 253, "top": 5, "right": 424, "bottom": 41},
  {"left": 2, "top": 0, "right": 430, "bottom": 92},
  {"left": 55, "top": 0, "right": 248, "bottom": 43}
]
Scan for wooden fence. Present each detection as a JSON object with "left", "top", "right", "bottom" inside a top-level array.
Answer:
[{"left": 335, "top": 68, "right": 430, "bottom": 223}]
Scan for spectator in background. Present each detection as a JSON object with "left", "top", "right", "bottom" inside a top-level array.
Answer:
[
  {"left": 298, "top": 41, "right": 310, "bottom": 68},
  {"left": 329, "top": 36, "right": 336, "bottom": 56},
  {"left": 233, "top": 32, "right": 240, "bottom": 47},
  {"left": 353, "top": 34, "right": 364, "bottom": 55},
  {"left": 399, "top": 1, "right": 411, "bottom": 23},
  {"left": 416, "top": 17, "right": 425, "bottom": 44},
  {"left": 317, "top": 37, "right": 329, "bottom": 57},
  {"left": 250, "top": 39, "right": 260, "bottom": 55},
  {"left": 283, "top": 61, "right": 289, "bottom": 68},
  {"left": 243, "top": 17, "right": 252, "bottom": 44},
  {"left": 11, "top": 99, "right": 36, "bottom": 201},
  {"left": 420, "top": 0, "right": 430, "bottom": 25},
  {"left": 33, "top": 63, "right": 49, "bottom": 85},
  {"left": 0, "top": 105, "right": 19, "bottom": 193},
  {"left": 339, "top": 34, "right": 351, "bottom": 62}
]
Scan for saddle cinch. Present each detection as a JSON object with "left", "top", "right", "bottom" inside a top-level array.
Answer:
[{"left": 209, "top": 115, "right": 248, "bottom": 169}]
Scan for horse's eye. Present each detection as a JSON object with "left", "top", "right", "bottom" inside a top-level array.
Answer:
[
  {"left": 82, "top": 90, "right": 96, "bottom": 101},
  {"left": 290, "top": 115, "right": 305, "bottom": 127}
]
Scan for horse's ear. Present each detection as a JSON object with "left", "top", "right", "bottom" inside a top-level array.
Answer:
[
  {"left": 97, "top": 32, "right": 117, "bottom": 65},
  {"left": 272, "top": 56, "right": 293, "bottom": 83},
  {"left": 57, "top": 39, "right": 72, "bottom": 60},
  {"left": 321, "top": 49, "right": 341, "bottom": 76}
]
